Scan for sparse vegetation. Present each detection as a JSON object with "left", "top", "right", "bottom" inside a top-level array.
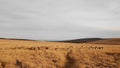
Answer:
[{"left": 0, "top": 39, "right": 120, "bottom": 68}]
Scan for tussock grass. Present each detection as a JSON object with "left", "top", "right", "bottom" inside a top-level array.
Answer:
[{"left": 0, "top": 39, "right": 120, "bottom": 68}]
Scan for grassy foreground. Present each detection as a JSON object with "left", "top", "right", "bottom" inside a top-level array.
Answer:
[{"left": 0, "top": 39, "right": 120, "bottom": 68}]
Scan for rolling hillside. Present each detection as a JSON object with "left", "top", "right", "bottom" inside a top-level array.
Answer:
[
  {"left": 0, "top": 38, "right": 120, "bottom": 68},
  {"left": 55, "top": 38, "right": 120, "bottom": 45},
  {"left": 54, "top": 38, "right": 103, "bottom": 43},
  {"left": 88, "top": 38, "right": 120, "bottom": 45}
]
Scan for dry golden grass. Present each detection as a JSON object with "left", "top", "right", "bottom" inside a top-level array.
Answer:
[{"left": 0, "top": 39, "right": 120, "bottom": 68}]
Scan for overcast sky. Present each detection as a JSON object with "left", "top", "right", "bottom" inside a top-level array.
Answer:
[{"left": 0, "top": 0, "right": 120, "bottom": 40}]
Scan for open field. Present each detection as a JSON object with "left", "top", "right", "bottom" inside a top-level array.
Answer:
[{"left": 0, "top": 39, "right": 120, "bottom": 68}]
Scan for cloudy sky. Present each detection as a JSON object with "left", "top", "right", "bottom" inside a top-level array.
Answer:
[{"left": 0, "top": 0, "right": 120, "bottom": 40}]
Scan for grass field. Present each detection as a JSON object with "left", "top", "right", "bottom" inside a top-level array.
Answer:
[{"left": 0, "top": 39, "right": 120, "bottom": 68}]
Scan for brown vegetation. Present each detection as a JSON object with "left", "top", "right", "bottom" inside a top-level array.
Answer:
[
  {"left": 88, "top": 38, "right": 120, "bottom": 45},
  {"left": 0, "top": 39, "right": 120, "bottom": 68}
]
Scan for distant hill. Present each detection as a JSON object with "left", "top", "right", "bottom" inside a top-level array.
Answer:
[
  {"left": 88, "top": 38, "right": 120, "bottom": 45},
  {"left": 55, "top": 38, "right": 120, "bottom": 45},
  {"left": 0, "top": 38, "right": 38, "bottom": 41},
  {"left": 54, "top": 38, "right": 103, "bottom": 43},
  {"left": 1, "top": 38, "right": 120, "bottom": 45}
]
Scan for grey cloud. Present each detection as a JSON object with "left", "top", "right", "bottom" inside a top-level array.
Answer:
[{"left": 0, "top": 0, "right": 120, "bottom": 40}]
